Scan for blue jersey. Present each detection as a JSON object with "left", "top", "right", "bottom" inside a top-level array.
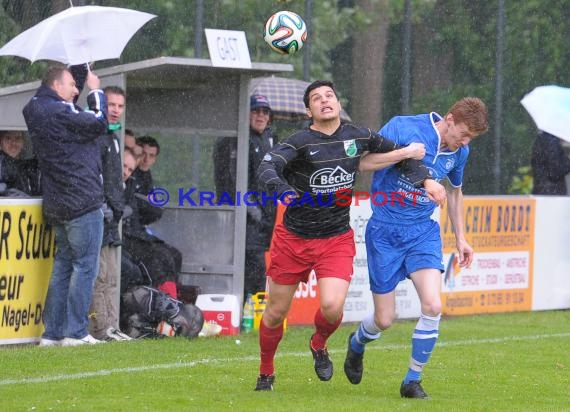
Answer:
[{"left": 370, "top": 112, "right": 469, "bottom": 223}]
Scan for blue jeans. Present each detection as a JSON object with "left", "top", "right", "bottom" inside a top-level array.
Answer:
[{"left": 42, "top": 208, "right": 104, "bottom": 340}]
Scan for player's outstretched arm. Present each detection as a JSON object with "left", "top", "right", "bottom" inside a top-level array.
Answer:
[{"left": 359, "top": 142, "right": 426, "bottom": 172}]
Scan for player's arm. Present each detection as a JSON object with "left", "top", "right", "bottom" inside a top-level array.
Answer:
[
  {"left": 364, "top": 130, "right": 433, "bottom": 188},
  {"left": 257, "top": 141, "right": 298, "bottom": 201},
  {"left": 365, "top": 130, "right": 445, "bottom": 203},
  {"left": 446, "top": 183, "right": 473, "bottom": 268},
  {"left": 359, "top": 142, "right": 426, "bottom": 172}
]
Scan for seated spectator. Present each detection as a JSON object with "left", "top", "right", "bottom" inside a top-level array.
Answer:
[
  {"left": 1, "top": 130, "right": 25, "bottom": 158},
  {"left": 124, "top": 128, "right": 143, "bottom": 162},
  {"left": 133, "top": 135, "right": 159, "bottom": 195},
  {"left": 119, "top": 148, "right": 149, "bottom": 294},
  {"left": 121, "top": 147, "right": 182, "bottom": 299},
  {"left": 0, "top": 130, "right": 40, "bottom": 196},
  {"left": 132, "top": 135, "right": 163, "bottom": 225}
]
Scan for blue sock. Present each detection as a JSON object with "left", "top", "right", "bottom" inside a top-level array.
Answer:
[
  {"left": 404, "top": 312, "right": 440, "bottom": 384},
  {"left": 404, "top": 368, "right": 421, "bottom": 383},
  {"left": 350, "top": 313, "right": 381, "bottom": 354}
]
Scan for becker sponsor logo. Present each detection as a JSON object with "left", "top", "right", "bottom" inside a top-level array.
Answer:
[{"left": 309, "top": 166, "right": 355, "bottom": 194}]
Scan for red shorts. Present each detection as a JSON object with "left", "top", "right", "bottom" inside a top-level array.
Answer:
[{"left": 267, "top": 224, "right": 356, "bottom": 285}]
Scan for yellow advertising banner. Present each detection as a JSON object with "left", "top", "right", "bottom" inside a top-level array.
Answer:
[
  {"left": 0, "top": 199, "right": 54, "bottom": 344},
  {"left": 440, "top": 197, "right": 535, "bottom": 315}
]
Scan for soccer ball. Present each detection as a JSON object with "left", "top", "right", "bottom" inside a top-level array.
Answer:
[{"left": 263, "top": 10, "right": 308, "bottom": 55}]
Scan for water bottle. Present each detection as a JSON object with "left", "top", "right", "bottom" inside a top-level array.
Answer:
[
  {"left": 156, "top": 320, "right": 175, "bottom": 337},
  {"left": 241, "top": 293, "right": 254, "bottom": 333}
]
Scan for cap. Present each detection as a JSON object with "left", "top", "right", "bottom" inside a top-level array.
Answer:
[{"left": 250, "top": 94, "right": 271, "bottom": 111}]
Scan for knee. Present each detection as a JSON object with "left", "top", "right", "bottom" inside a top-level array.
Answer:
[
  {"left": 421, "top": 300, "right": 442, "bottom": 317},
  {"left": 263, "top": 303, "right": 288, "bottom": 327},
  {"left": 374, "top": 312, "right": 395, "bottom": 331},
  {"left": 320, "top": 300, "right": 344, "bottom": 323}
]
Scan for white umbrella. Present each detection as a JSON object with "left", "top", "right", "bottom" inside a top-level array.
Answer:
[
  {"left": 520, "top": 85, "right": 570, "bottom": 142},
  {"left": 0, "top": 5, "right": 156, "bottom": 65}
]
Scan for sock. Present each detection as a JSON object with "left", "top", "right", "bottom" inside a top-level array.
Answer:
[
  {"left": 157, "top": 281, "right": 177, "bottom": 299},
  {"left": 311, "top": 309, "right": 342, "bottom": 350},
  {"left": 259, "top": 318, "right": 284, "bottom": 376},
  {"left": 350, "top": 313, "right": 382, "bottom": 354},
  {"left": 404, "top": 312, "right": 441, "bottom": 384}
]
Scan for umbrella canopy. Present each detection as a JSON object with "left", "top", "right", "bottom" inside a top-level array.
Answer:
[
  {"left": 520, "top": 85, "right": 570, "bottom": 142},
  {"left": 0, "top": 5, "right": 156, "bottom": 65},
  {"left": 250, "top": 76, "right": 352, "bottom": 122}
]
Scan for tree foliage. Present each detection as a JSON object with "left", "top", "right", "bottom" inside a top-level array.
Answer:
[{"left": 0, "top": 0, "right": 569, "bottom": 194}]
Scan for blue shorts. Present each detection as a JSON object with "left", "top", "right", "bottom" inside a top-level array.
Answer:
[{"left": 365, "top": 218, "right": 444, "bottom": 294}]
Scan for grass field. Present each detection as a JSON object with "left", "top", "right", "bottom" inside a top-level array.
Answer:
[{"left": 1, "top": 310, "right": 569, "bottom": 411}]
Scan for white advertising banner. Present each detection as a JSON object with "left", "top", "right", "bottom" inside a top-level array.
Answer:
[{"left": 442, "top": 251, "right": 530, "bottom": 293}]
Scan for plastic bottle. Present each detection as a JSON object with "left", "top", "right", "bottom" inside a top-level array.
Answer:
[
  {"left": 156, "top": 320, "right": 175, "bottom": 337},
  {"left": 241, "top": 293, "right": 254, "bottom": 333}
]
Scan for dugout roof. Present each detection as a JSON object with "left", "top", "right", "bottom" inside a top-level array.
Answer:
[{"left": 0, "top": 56, "right": 293, "bottom": 301}]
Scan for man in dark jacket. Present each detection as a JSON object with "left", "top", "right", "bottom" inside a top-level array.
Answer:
[
  {"left": 125, "top": 134, "right": 178, "bottom": 299},
  {"left": 213, "top": 94, "right": 277, "bottom": 301},
  {"left": 89, "top": 86, "right": 131, "bottom": 341},
  {"left": 531, "top": 131, "right": 570, "bottom": 195},
  {"left": 122, "top": 152, "right": 182, "bottom": 299},
  {"left": 132, "top": 135, "right": 163, "bottom": 225},
  {"left": 23, "top": 64, "right": 108, "bottom": 346}
]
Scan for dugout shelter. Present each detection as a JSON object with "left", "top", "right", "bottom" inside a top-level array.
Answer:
[{"left": 0, "top": 56, "right": 293, "bottom": 306}]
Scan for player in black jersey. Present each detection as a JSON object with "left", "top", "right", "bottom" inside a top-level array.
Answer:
[{"left": 253, "top": 80, "right": 446, "bottom": 391}]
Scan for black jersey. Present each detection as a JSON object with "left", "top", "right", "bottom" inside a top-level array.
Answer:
[{"left": 258, "top": 123, "right": 430, "bottom": 238}]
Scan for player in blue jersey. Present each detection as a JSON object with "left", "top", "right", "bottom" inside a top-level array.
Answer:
[{"left": 343, "top": 97, "right": 488, "bottom": 399}]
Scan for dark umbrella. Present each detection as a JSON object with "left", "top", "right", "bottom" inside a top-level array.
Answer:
[{"left": 250, "top": 76, "right": 352, "bottom": 122}]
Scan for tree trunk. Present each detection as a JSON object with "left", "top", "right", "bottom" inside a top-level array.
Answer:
[
  {"left": 350, "top": 0, "right": 390, "bottom": 190},
  {"left": 350, "top": 0, "right": 389, "bottom": 129},
  {"left": 411, "top": 21, "right": 452, "bottom": 97}
]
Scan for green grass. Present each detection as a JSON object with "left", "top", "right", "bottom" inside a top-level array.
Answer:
[{"left": 1, "top": 310, "right": 569, "bottom": 411}]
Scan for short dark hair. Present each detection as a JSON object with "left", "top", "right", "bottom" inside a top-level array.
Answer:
[
  {"left": 41, "top": 64, "right": 69, "bottom": 87},
  {"left": 125, "top": 128, "right": 135, "bottom": 138},
  {"left": 136, "top": 135, "right": 160, "bottom": 155},
  {"left": 104, "top": 85, "right": 126, "bottom": 98},
  {"left": 123, "top": 146, "right": 137, "bottom": 161},
  {"left": 0, "top": 130, "right": 24, "bottom": 141},
  {"left": 303, "top": 80, "right": 338, "bottom": 108}
]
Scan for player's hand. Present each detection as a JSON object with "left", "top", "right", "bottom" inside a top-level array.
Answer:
[
  {"left": 405, "top": 142, "right": 426, "bottom": 160},
  {"left": 423, "top": 179, "right": 446, "bottom": 206},
  {"left": 456, "top": 239, "right": 474, "bottom": 268},
  {"left": 279, "top": 191, "right": 298, "bottom": 205}
]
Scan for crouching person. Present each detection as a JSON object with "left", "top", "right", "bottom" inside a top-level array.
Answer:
[{"left": 121, "top": 285, "right": 204, "bottom": 339}]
